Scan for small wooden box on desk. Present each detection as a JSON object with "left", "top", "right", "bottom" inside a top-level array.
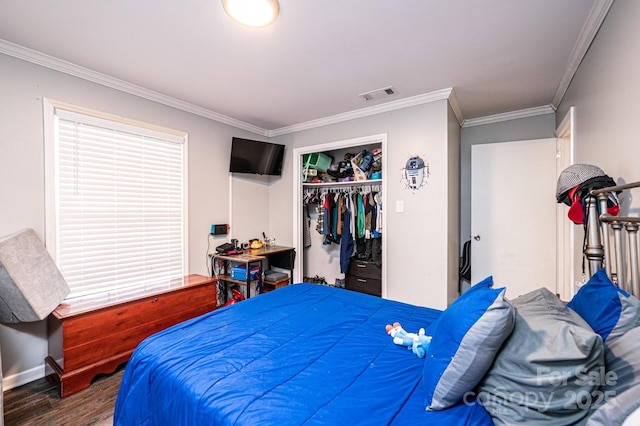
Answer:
[
  {"left": 263, "top": 276, "right": 291, "bottom": 292},
  {"left": 45, "top": 274, "right": 217, "bottom": 398}
]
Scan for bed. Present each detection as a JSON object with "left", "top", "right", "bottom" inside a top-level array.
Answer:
[
  {"left": 113, "top": 284, "right": 493, "bottom": 425},
  {"left": 114, "top": 177, "right": 640, "bottom": 426}
]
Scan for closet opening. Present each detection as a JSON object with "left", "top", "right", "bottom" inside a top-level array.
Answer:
[{"left": 292, "top": 134, "right": 388, "bottom": 297}]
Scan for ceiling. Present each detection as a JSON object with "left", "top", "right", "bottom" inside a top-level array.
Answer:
[{"left": 0, "top": 0, "right": 612, "bottom": 135}]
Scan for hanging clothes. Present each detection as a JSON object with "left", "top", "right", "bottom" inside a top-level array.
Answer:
[
  {"left": 340, "top": 196, "right": 354, "bottom": 273},
  {"left": 374, "top": 192, "right": 382, "bottom": 236},
  {"left": 305, "top": 186, "right": 382, "bottom": 260},
  {"left": 303, "top": 205, "right": 312, "bottom": 248},
  {"left": 357, "top": 193, "right": 365, "bottom": 239},
  {"left": 364, "top": 193, "right": 374, "bottom": 239},
  {"left": 331, "top": 193, "right": 340, "bottom": 243},
  {"left": 337, "top": 194, "right": 345, "bottom": 237},
  {"left": 322, "top": 194, "right": 331, "bottom": 245},
  {"left": 316, "top": 204, "right": 324, "bottom": 235}
]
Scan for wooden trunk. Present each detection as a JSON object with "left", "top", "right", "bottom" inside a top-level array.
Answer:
[{"left": 45, "top": 274, "right": 217, "bottom": 398}]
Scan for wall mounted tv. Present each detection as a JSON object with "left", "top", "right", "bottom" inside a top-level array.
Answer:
[{"left": 229, "top": 137, "right": 285, "bottom": 176}]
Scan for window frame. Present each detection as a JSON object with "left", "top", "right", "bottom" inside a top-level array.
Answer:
[{"left": 43, "top": 98, "right": 189, "bottom": 299}]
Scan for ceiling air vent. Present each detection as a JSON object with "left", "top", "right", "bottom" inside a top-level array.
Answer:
[{"left": 359, "top": 86, "right": 397, "bottom": 101}]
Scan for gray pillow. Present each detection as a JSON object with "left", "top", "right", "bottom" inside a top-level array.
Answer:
[
  {"left": 603, "top": 325, "right": 640, "bottom": 393},
  {"left": 477, "top": 287, "right": 604, "bottom": 426},
  {"left": 586, "top": 326, "right": 640, "bottom": 425},
  {"left": 585, "top": 383, "right": 640, "bottom": 425}
]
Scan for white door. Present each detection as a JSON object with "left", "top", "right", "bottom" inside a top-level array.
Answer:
[{"left": 471, "top": 139, "right": 557, "bottom": 299}]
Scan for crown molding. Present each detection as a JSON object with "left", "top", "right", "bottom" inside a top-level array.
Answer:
[
  {"left": 268, "top": 88, "right": 455, "bottom": 137},
  {"left": 0, "top": 39, "right": 269, "bottom": 136},
  {"left": 1, "top": 39, "right": 456, "bottom": 138},
  {"left": 551, "top": 0, "right": 614, "bottom": 108},
  {"left": 462, "top": 105, "right": 556, "bottom": 128},
  {"left": 447, "top": 88, "right": 464, "bottom": 125},
  {"left": 1, "top": 37, "right": 573, "bottom": 135}
]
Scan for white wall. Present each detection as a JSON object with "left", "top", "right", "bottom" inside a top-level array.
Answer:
[
  {"left": 230, "top": 174, "right": 272, "bottom": 245},
  {"left": 0, "top": 53, "right": 262, "bottom": 388},
  {"left": 271, "top": 100, "right": 459, "bottom": 310},
  {"left": 557, "top": 0, "right": 640, "bottom": 181},
  {"left": 556, "top": 0, "right": 640, "bottom": 278}
]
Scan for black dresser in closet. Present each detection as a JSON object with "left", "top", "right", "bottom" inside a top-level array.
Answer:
[{"left": 345, "top": 259, "right": 381, "bottom": 297}]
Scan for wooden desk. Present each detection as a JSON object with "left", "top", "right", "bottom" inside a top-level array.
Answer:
[
  {"left": 211, "top": 245, "right": 295, "bottom": 301},
  {"left": 46, "top": 274, "right": 217, "bottom": 398}
]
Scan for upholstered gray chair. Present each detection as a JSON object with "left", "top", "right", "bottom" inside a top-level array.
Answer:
[{"left": 0, "top": 228, "right": 70, "bottom": 425}]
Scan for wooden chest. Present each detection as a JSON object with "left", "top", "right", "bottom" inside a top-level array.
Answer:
[{"left": 46, "top": 274, "right": 217, "bottom": 398}]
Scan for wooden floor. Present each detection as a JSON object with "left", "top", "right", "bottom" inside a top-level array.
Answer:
[{"left": 3, "top": 365, "right": 124, "bottom": 426}]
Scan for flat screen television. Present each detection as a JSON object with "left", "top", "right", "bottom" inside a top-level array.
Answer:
[{"left": 229, "top": 137, "right": 285, "bottom": 176}]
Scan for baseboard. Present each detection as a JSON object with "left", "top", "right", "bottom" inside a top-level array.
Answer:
[{"left": 2, "top": 364, "right": 45, "bottom": 391}]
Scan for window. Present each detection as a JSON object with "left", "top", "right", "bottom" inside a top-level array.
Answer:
[{"left": 44, "top": 99, "right": 188, "bottom": 299}]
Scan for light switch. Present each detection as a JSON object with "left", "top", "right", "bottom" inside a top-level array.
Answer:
[{"left": 396, "top": 200, "right": 404, "bottom": 213}]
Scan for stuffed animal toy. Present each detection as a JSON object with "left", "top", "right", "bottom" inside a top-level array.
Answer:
[
  {"left": 386, "top": 322, "right": 414, "bottom": 346},
  {"left": 385, "top": 322, "right": 432, "bottom": 359}
]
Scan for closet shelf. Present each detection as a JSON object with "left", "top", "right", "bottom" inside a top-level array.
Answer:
[{"left": 302, "top": 179, "right": 382, "bottom": 188}]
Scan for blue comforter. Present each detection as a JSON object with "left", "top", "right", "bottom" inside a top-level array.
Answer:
[{"left": 114, "top": 284, "right": 492, "bottom": 425}]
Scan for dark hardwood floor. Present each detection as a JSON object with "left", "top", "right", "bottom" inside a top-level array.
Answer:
[{"left": 4, "top": 365, "right": 124, "bottom": 426}]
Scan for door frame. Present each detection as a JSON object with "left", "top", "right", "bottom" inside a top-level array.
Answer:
[
  {"left": 555, "top": 107, "right": 575, "bottom": 299},
  {"left": 291, "top": 133, "right": 388, "bottom": 296}
]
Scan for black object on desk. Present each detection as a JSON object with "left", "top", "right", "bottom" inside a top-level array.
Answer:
[{"left": 215, "top": 242, "right": 235, "bottom": 253}]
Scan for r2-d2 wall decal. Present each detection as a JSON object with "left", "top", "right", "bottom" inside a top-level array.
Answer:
[{"left": 402, "top": 155, "right": 428, "bottom": 191}]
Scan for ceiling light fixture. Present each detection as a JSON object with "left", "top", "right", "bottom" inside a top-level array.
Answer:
[{"left": 222, "top": 0, "right": 280, "bottom": 28}]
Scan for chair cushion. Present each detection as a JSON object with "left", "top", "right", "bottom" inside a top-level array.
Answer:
[{"left": 0, "top": 228, "right": 69, "bottom": 322}]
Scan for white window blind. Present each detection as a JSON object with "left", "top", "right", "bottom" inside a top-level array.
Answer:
[{"left": 48, "top": 105, "right": 187, "bottom": 299}]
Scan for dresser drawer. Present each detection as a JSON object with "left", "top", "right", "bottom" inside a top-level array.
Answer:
[
  {"left": 345, "top": 276, "right": 381, "bottom": 297},
  {"left": 348, "top": 260, "right": 381, "bottom": 279}
]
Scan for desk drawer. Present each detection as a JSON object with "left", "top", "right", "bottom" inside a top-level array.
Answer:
[
  {"left": 348, "top": 260, "right": 381, "bottom": 279},
  {"left": 345, "top": 276, "right": 381, "bottom": 297}
]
